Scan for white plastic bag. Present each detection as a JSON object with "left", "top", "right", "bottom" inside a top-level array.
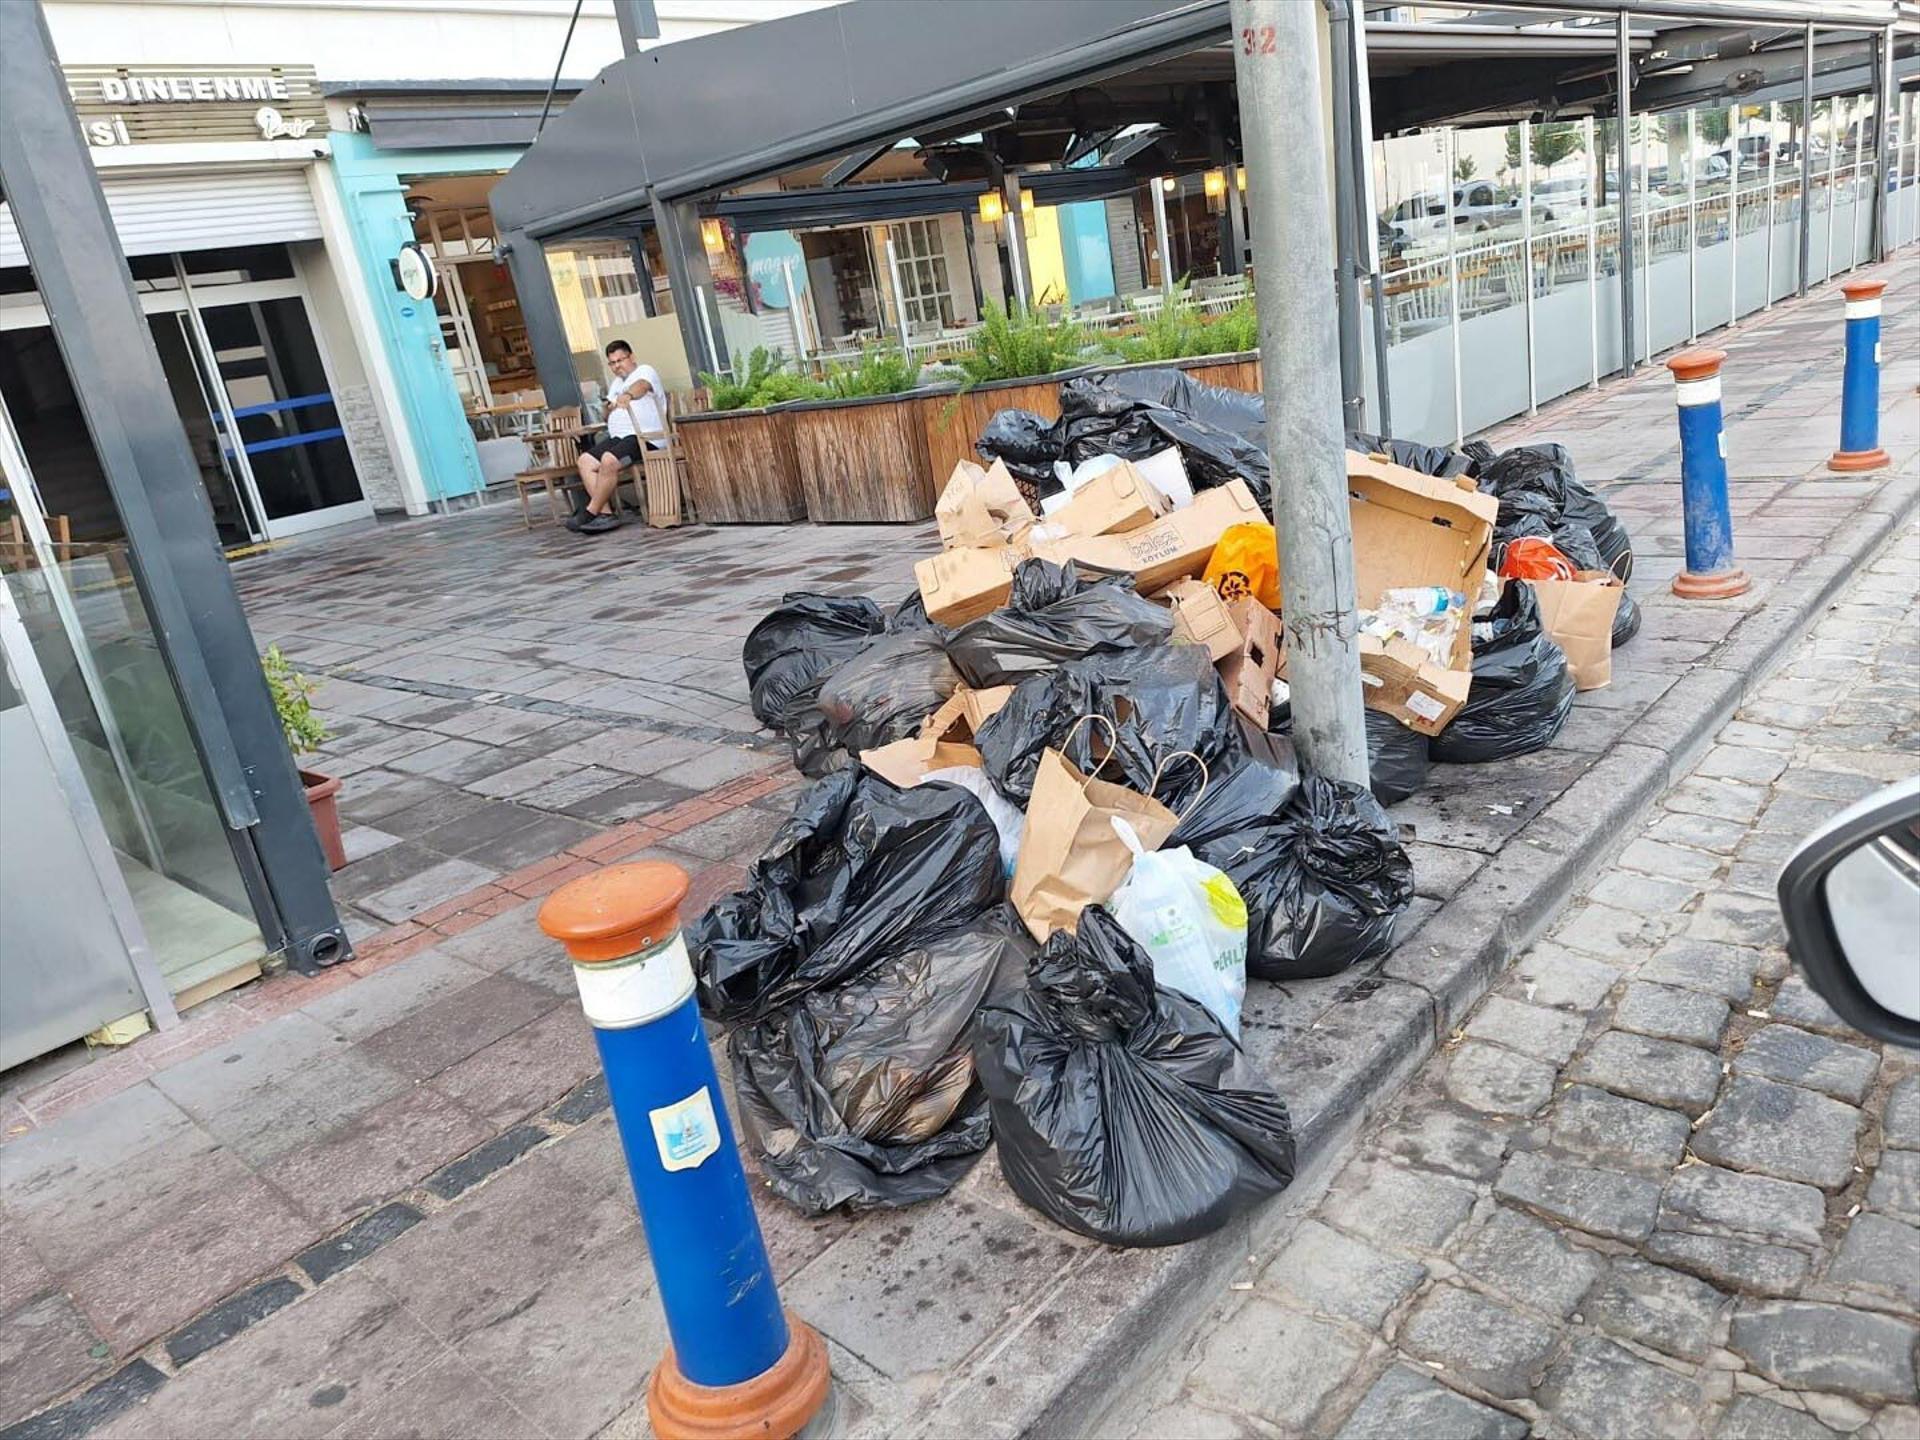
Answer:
[
  {"left": 921, "top": 765, "right": 1024, "bottom": 878},
  {"left": 1108, "top": 818, "right": 1249, "bottom": 1036}
]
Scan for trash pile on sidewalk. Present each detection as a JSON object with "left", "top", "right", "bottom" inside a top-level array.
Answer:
[{"left": 693, "top": 366, "right": 1638, "bottom": 1247}]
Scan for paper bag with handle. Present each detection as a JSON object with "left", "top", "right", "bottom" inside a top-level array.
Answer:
[
  {"left": 1528, "top": 570, "right": 1623, "bottom": 691},
  {"left": 1010, "top": 716, "right": 1197, "bottom": 943}
]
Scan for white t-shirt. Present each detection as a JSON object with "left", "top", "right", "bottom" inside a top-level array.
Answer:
[{"left": 605, "top": 363, "right": 665, "bottom": 446}]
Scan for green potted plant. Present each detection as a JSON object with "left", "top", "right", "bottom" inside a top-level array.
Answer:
[{"left": 263, "top": 646, "right": 346, "bottom": 871}]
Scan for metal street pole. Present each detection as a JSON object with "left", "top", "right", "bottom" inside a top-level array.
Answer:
[
  {"left": 1799, "top": 25, "right": 1815, "bottom": 298},
  {"left": 1230, "top": 0, "right": 1368, "bottom": 787},
  {"left": 1617, "top": 18, "right": 1637, "bottom": 377}
]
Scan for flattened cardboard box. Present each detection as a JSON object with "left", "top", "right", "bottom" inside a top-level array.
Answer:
[
  {"left": 1276, "top": 455, "right": 1498, "bottom": 736},
  {"left": 860, "top": 736, "right": 985, "bottom": 788},
  {"left": 915, "top": 545, "right": 1023, "bottom": 627},
  {"left": 1031, "top": 479, "right": 1262, "bottom": 595},
  {"left": 935, "top": 458, "right": 1035, "bottom": 550},
  {"left": 1156, "top": 579, "right": 1242, "bottom": 663},
  {"left": 920, "top": 684, "right": 1016, "bottom": 743},
  {"left": 1031, "top": 460, "right": 1168, "bottom": 542},
  {"left": 1219, "top": 596, "right": 1281, "bottom": 728}
]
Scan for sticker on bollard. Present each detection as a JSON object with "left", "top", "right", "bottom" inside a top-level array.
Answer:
[
  {"left": 1830, "top": 277, "right": 1890, "bottom": 473},
  {"left": 1666, "top": 348, "right": 1750, "bottom": 601},
  {"left": 540, "top": 862, "right": 832, "bottom": 1440}
]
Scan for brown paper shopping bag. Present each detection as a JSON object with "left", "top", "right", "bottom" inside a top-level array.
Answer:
[
  {"left": 1529, "top": 571, "right": 1624, "bottom": 691},
  {"left": 1010, "top": 717, "right": 1186, "bottom": 943}
]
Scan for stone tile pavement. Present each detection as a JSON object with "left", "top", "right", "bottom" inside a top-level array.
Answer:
[
  {"left": 1125, "top": 532, "right": 1920, "bottom": 1439},
  {"left": 0, "top": 260, "right": 1914, "bottom": 1438}
]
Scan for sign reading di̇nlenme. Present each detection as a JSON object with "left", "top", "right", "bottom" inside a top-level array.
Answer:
[{"left": 64, "top": 65, "right": 326, "bottom": 149}]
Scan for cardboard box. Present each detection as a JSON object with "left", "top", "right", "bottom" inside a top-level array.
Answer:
[
  {"left": 1157, "top": 579, "right": 1242, "bottom": 663},
  {"left": 935, "top": 459, "right": 1035, "bottom": 550},
  {"left": 861, "top": 736, "right": 984, "bottom": 788},
  {"left": 915, "top": 545, "right": 1022, "bottom": 627},
  {"left": 920, "top": 684, "right": 1016, "bottom": 743},
  {"left": 1031, "top": 460, "right": 1168, "bottom": 542},
  {"left": 1219, "top": 597, "right": 1281, "bottom": 728},
  {"left": 1031, "top": 479, "right": 1263, "bottom": 595},
  {"left": 1279, "top": 454, "right": 1499, "bottom": 736}
]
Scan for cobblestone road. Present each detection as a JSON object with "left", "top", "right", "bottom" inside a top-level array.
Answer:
[{"left": 1130, "top": 528, "right": 1920, "bottom": 1440}]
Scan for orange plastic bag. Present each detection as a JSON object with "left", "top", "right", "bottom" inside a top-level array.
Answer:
[
  {"left": 1498, "top": 537, "right": 1578, "bottom": 582},
  {"left": 1203, "top": 522, "right": 1281, "bottom": 610}
]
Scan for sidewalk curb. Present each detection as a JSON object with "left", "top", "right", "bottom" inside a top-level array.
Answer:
[{"left": 952, "top": 470, "right": 1919, "bottom": 1440}]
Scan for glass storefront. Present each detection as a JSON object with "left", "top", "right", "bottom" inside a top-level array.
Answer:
[
  {"left": 1361, "top": 87, "right": 1910, "bottom": 448},
  {"left": 0, "top": 245, "right": 368, "bottom": 544},
  {"left": 1, "top": 398, "right": 265, "bottom": 1060}
]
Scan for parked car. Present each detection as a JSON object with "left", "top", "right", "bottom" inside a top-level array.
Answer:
[
  {"left": 1778, "top": 776, "right": 1920, "bottom": 1048},
  {"left": 1384, "top": 182, "right": 1521, "bottom": 244},
  {"left": 1530, "top": 176, "right": 1591, "bottom": 225}
]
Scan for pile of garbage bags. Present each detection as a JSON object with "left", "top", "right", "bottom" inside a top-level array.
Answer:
[{"left": 690, "top": 367, "right": 1640, "bottom": 1252}]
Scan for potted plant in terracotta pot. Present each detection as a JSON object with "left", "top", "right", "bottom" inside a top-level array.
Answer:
[{"left": 263, "top": 646, "right": 346, "bottom": 871}]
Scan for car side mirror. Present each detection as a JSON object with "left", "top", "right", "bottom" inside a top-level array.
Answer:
[{"left": 1777, "top": 777, "right": 1920, "bottom": 1048}]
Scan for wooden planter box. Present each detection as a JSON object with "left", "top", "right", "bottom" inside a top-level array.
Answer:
[
  {"left": 674, "top": 405, "right": 806, "bottom": 524},
  {"left": 1178, "top": 352, "right": 1262, "bottom": 394},
  {"left": 915, "top": 369, "right": 1088, "bottom": 487},
  {"left": 787, "top": 393, "right": 938, "bottom": 523}
]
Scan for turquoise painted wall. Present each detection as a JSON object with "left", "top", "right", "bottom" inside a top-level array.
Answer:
[
  {"left": 1056, "top": 201, "right": 1116, "bottom": 304},
  {"left": 326, "top": 133, "right": 529, "bottom": 505}
]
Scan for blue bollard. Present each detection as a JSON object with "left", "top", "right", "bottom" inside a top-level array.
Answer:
[
  {"left": 540, "top": 862, "right": 830, "bottom": 1440},
  {"left": 1666, "top": 348, "right": 1751, "bottom": 601},
  {"left": 1829, "top": 277, "right": 1891, "bottom": 473}
]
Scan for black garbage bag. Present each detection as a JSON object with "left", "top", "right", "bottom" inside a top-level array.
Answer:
[
  {"left": 1364, "top": 709, "right": 1430, "bottom": 805},
  {"left": 729, "top": 908, "right": 1033, "bottom": 1214},
  {"left": 888, "top": 590, "right": 934, "bottom": 633},
  {"left": 1232, "top": 775, "right": 1414, "bottom": 981},
  {"left": 689, "top": 768, "right": 1006, "bottom": 1022},
  {"left": 1478, "top": 443, "right": 1634, "bottom": 582},
  {"left": 742, "top": 594, "right": 886, "bottom": 731},
  {"left": 1171, "top": 742, "right": 1301, "bottom": 877},
  {"left": 972, "top": 906, "right": 1296, "bottom": 1247},
  {"left": 1345, "top": 430, "right": 1474, "bottom": 479},
  {"left": 1429, "top": 581, "right": 1575, "bottom": 765},
  {"left": 946, "top": 558, "right": 1172, "bottom": 689},
  {"left": 1267, "top": 700, "right": 1427, "bottom": 807},
  {"left": 1056, "top": 370, "right": 1273, "bottom": 508},
  {"left": 785, "top": 630, "right": 959, "bottom": 777},
  {"left": 977, "top": 409, "right": 1063, "bottom": 495},
  {"left": 977, "top": 643, "right": 1239, "bottom": 809}
]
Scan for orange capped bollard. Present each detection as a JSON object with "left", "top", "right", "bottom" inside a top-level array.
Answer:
[
  {"left": 1828, "top": 278, "right": 1891, "bottom": 473},
  {"left": 540, "top": 862, "right": 832, "bottom": 1440},
  {"left": 1666, "top": 349, "right": 1751, "bottom": 601}
]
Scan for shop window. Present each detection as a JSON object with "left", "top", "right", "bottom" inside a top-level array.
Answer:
[{"left": 891, "top": 218, "right": 955, "bottom": 328}]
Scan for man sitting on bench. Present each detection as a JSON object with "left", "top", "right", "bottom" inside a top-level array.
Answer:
[{"left": 569, "top": 338, "right": 664, "bottom": 534}]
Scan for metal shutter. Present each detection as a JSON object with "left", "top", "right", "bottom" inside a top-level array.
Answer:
[{"left": 1, "top": 166, "right": 321, "bottom": 268}]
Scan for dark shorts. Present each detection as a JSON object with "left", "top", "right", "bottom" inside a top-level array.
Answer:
[{"left": 579, "top": 434, "right": 645, "bottom": 466}]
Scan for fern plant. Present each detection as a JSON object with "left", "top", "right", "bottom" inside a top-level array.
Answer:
[
  {"left": 952, "top": 301, "right": 1089, "bottom": 386},
  {"left": 262, "top": 646, "right": 329, "bottom": 756},
  {"left": 1206, "top": 297, "right": 1259, "bottom": 354},
  {"left": 1111, "top": 280, "right": 1199, "bottom": 362},
  {"left": 821, "top": 344, "right": 922, "bottom": 399}
]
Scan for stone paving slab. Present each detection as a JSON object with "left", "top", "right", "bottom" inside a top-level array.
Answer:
[
  {"left": 0, "top": 260, "right": 1915, "bottom": 1438},
  {"left": 1124, "top": 521, "right": 1919, "bottom": 1440}
]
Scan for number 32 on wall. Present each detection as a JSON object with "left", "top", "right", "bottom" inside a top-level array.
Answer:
[{"left": 1240, "top": 25, "right": 1277, "bottom": 55}]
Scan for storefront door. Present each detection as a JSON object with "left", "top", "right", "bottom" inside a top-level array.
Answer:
[
  {"left": 198, "top": 295, "right": 367, "bottom": 538},
  {"left": 1, "top": 247, "right": 370, "bottom": 546}
]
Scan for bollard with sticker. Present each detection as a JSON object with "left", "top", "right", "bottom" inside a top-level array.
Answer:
[
  {"left": 540, "top": 862, "right": 831, "bottom": 1440},
  {"left": 1666, "top": 348, "right": 1751, "bottom": 601},
  {"left": 1828, "top": 277, "right": 1891, "bottom": 473}
]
